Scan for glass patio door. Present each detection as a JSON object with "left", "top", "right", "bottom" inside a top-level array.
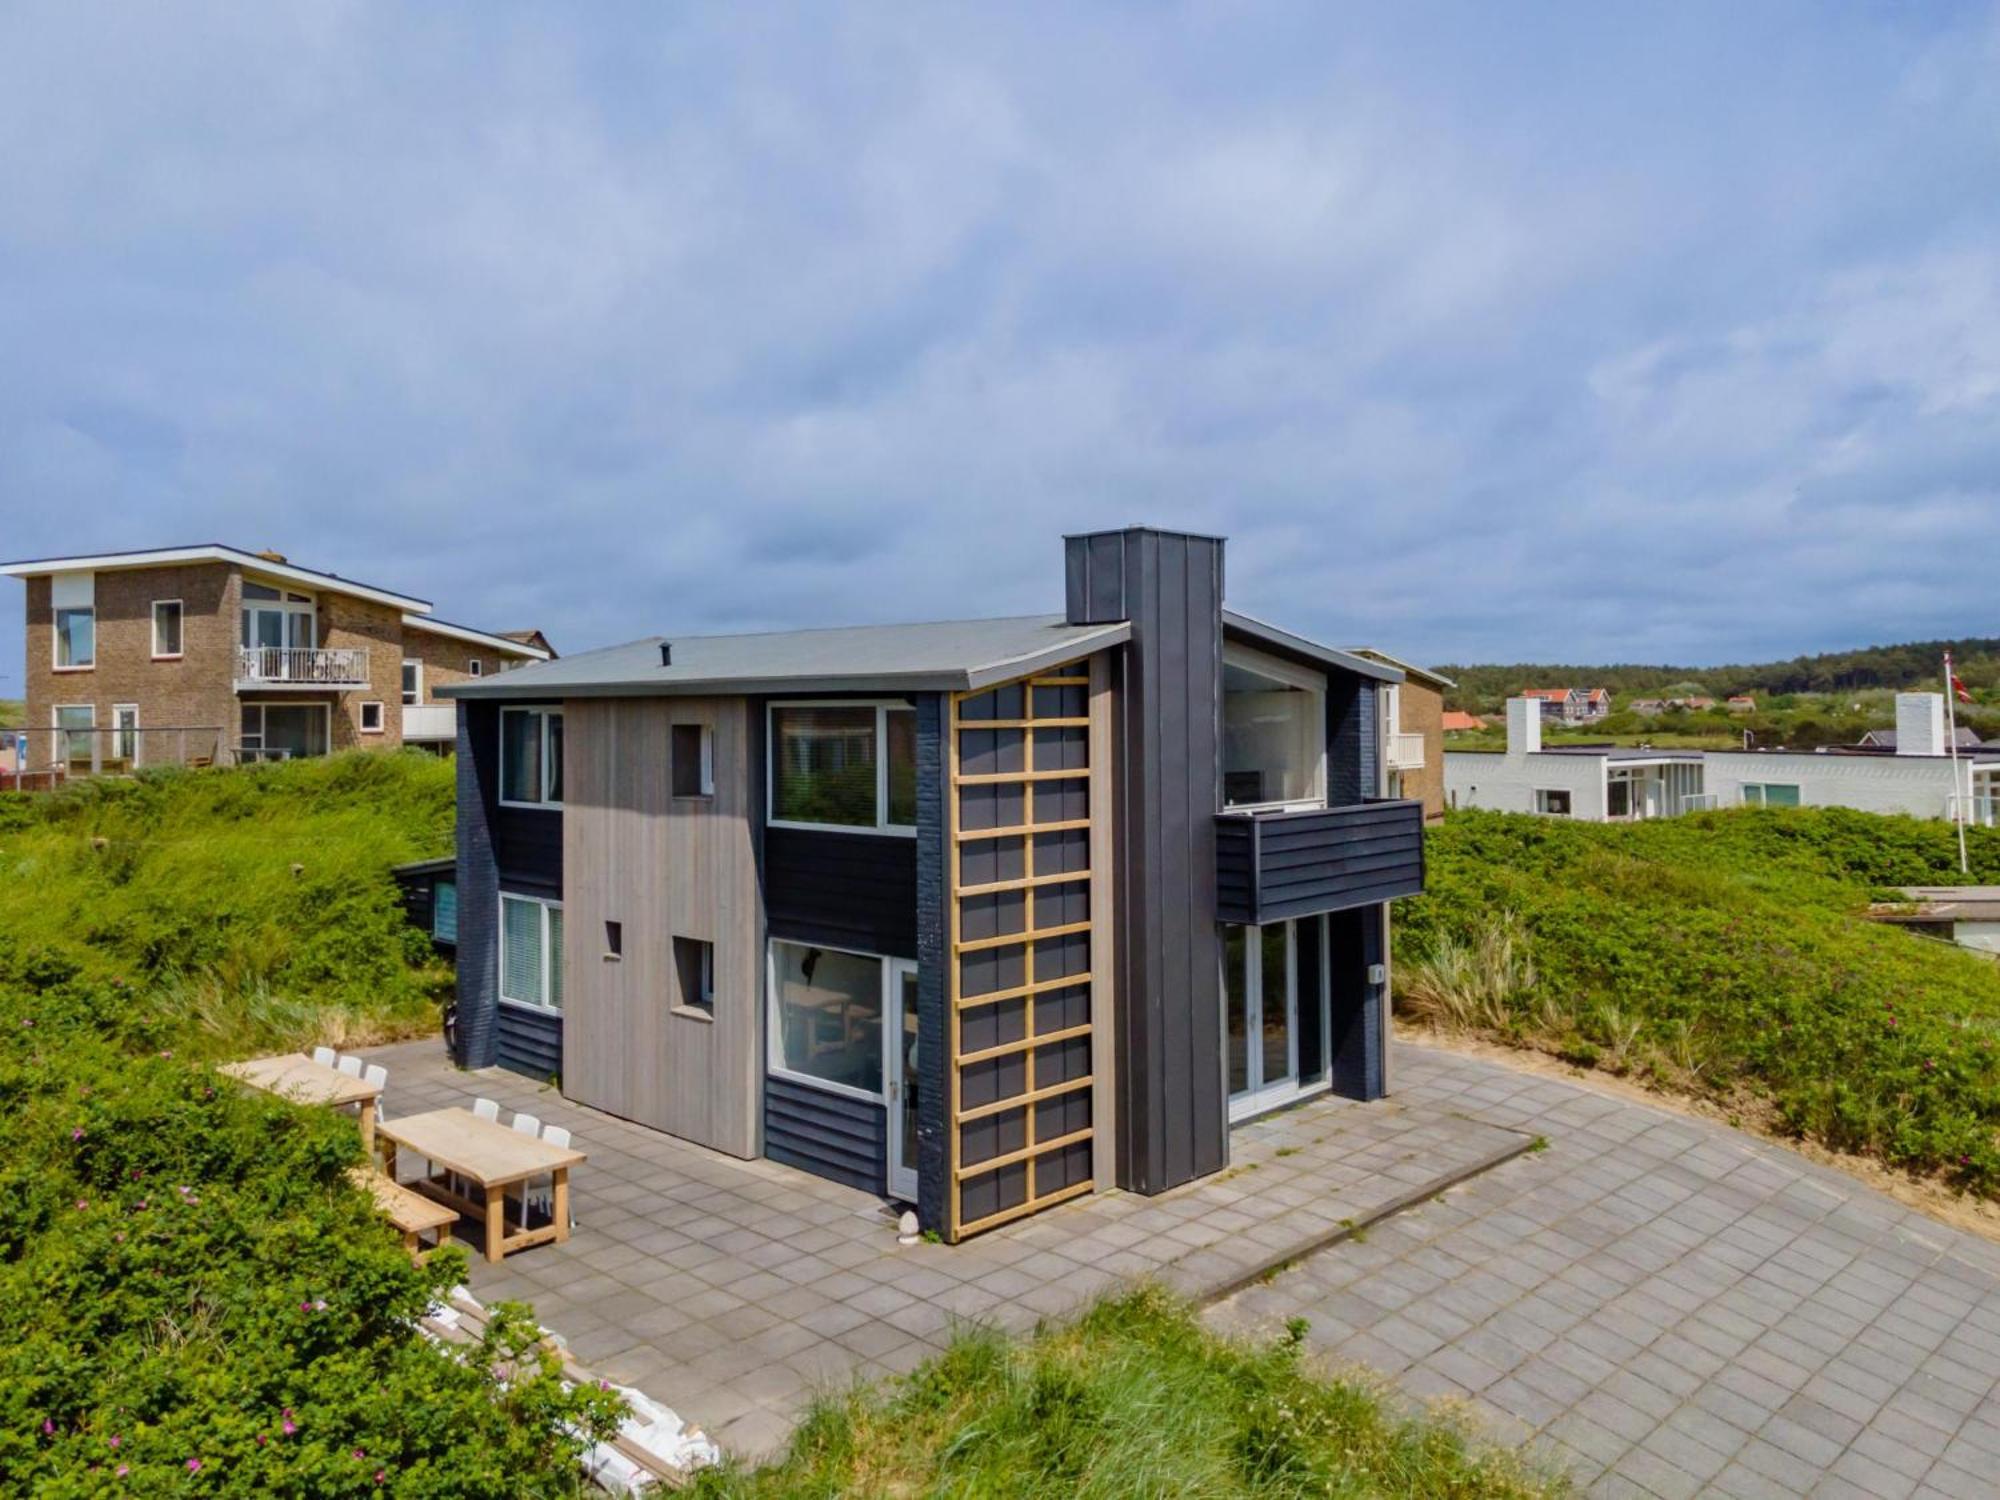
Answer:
[
  {"left": 1224, "top": 921, "right": 1304, "bottom": 1119},
  {"left": 886, "top": 960, "right": 920, "bottom": 1203}
]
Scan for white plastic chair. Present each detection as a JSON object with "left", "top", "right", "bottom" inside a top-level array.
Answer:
[
  {"left": 362, "top": 1062, "right": 388, "bottom": 1091},
  {"left": 336, "top": 1055, "right": 363, "bottom": 1078},
  {"left": 311, "top": 1046, "right": 337, "bottom": 1068},
  {"left": 511, "top": 1112, "right": 542, "bottom": 1137},
  {"left": 525, "top": 1124, "right": 572, "bottom": 1227},
  {"left": 471, "top": 1097, "right": 500, "bottom": 1122}
]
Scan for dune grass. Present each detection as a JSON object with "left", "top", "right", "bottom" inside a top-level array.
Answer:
[
  {"left": 690, "top": 1287, "right": 1566, "bottom": 1499},
  {"left": 0, "top": 749, "right": 455, "bottom": 1057},
  {"left": 1400, "top": 809, "right": 2000, "bottom": 1195}
]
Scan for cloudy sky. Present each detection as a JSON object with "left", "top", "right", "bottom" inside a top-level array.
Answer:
[{"left": 3, "top": 2, "right": 1997, "bottom": 695}]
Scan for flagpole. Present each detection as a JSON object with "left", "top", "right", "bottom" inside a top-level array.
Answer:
[{"left": 1946, "top": 650, "right": 1969, "bottom": 875}]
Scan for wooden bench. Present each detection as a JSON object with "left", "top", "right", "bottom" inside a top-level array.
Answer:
[{"left": 349, "top": 1167, "right": 459, "bottom": 1259}]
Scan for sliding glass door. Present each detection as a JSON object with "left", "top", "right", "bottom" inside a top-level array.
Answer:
[{"left": 1223, "top": 917, "right": 1329, "bottom": 1121}]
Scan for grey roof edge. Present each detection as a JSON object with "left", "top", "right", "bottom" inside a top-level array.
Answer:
[
  {"left": 1222, "top": 609, "right": 1403, "bottom": 683},
  {"left": 0, "top": 542, "right": 433, "bottom": 611},
  {"left": 1346, "top": 645, "right": 1456, "bottom": 691},
  {"left": 435, "top": 619, "right": 1132, "bottom": 701}
]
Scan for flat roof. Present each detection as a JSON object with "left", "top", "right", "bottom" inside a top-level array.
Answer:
[
  {"left": 0, "top": 543, "right": 432, "bottom": 613},
  {"left": 439, "top": 614, "right": 1132, "bottom": 699}
]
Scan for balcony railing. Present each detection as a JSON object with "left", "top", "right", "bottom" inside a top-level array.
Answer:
[
  {"left": 1385, "top": 731, "right": 1426, "bottom": 770},
  {"left": 236, "top": 645, "right": 370, "bottom": 687},
  {"left": 401, "top": 703, "right": 457, "bottom": 741},
  {"left": 9, "top": 726, "right": 230, "bottom": 786},
  {"left": 1216, "top": 798, "right": 1426, "bottom": 926}
]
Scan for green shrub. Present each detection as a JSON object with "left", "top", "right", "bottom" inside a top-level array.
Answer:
[
  {"left": 0, "top": 969, "right": 623, "bottom": 1495},
  {"left": 691, "top": 1286, "right": 1565, "bottom": 1497},
  {"left": 1401, "top": 810, "right": 2000, "bottom": 1193}
]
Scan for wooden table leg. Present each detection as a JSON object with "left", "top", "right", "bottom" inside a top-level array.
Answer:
[
  {"left": 484, "top": 1183, "right": 505, "bottom": 1262},
  {"left": 358, "top": 1100, "right": 377, "bottom": 1158},
  {"left": 379, "top": 1138, "right": 397, "bottom": 1181},
  {"left": 552, "top": 1168, "right": 570, "bottom": 1243}
]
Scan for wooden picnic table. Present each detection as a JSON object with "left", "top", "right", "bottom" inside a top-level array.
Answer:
[
  {"left": 219, "top": 1053, "right": 383, "bottom": 1154},
  {"left": 376, "top": 1107, "right": 585, "bottom": 1262}
]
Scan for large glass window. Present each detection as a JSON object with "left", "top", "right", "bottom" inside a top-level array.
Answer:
[
  {"left": 1743, "top": 783, "right": 1801, "bottom": 808},
  {"left": 54, "top": 705, "right": 94, "bottom": 771},
  {"left": 769, "top": 939, "right": 884, "bottom": 1097},
  {"left": 500, "top": 893, "right": 563, "bottom": 1010},
  {"left": 240, "top": 581, "right": 314, "bottom": 652},
  {"left": 52, "top": 570, "right": 94, "bottom": 669},
  {"left": 402, "top": 659, "right": 422, "bottom": 705},
  {"left": 433, "top": 880, "right": 459, "bottom": 943},
  {"left": 1223, "top": 917, "right": 1325, "bottom": 1118},
  {"left": 1223, "top": 649, "right": 1324, "bottom": 808},
  {"left": 151, "top": 600, "right": 183, "bottom": 658},
  {"left": 500, "top": 707, "right": 563, "bottom": 806},
  {"left": 769, "top": 703, "right": 916, "bottom": 832}
]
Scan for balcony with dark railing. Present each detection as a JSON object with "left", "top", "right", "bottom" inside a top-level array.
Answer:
[{"left": 1215, "top": 798, "right": 1426, "bottom": 926}]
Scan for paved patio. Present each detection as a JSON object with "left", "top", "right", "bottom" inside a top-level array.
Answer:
[
  {"left": 1210, "top": 1042, "right": 2000, "bottom": 1500},
  {"left": 361, "top": 1036, "right": 1531, "bottom": 1457}
]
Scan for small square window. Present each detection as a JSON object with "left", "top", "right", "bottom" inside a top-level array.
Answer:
[
  {"left": 359, "top": 701, "right": 385, "bottom": 734},
  {"left": 674, "top": 936, "right": 714, "bottom": 1014},
  {"left": 672, "top": 723, "right": 714, "bottom": 797},
  {"left": 1534, "top": 788, "right": 1571, "bottom": 816}
]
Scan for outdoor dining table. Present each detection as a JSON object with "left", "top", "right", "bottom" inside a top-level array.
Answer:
[
  {"left": 218, "top": 1053, "right": 384, "bottom": 1154},
  {"left": 376, "top": 1107, "right": 586, "bottom": 1262}
]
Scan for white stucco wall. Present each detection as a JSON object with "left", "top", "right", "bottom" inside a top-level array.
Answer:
[
  {"left": 1702, "top": 751, "right": 1973, "bottom": 818},
  {"left": 1445, "top": 750, "right": 1608, "bottom": 819}
]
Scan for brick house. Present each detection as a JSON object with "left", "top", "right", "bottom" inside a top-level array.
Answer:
[
  {"left": 1, "top": 544, "right": 551, "bottom": 776},
  {"left": 1348, "top": 647, "right": 1452, "bottom": 821}
]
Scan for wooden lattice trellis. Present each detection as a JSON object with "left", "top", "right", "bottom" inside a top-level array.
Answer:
[{"left": 946, "top": 660, "right": 1102, "bottom": 1239}]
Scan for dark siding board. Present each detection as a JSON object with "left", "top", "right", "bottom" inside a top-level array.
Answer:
[
  {"left": 1067, "top": 529, "right": 1225, "bottom": 1196},
  {"left": 1328, "top": 905, "right": 1386, "bottom": 1101},
  {"left": 764, "top": 1075, "right": 887, "bottom": 1195},
  {"left": 764, "top": 826, "right": 918, "bottom": 958},
  {"left": 1214, "top": 800, "right": 1426, "bottom": 926},
  {"left": 1296, "top": 915, "right": 1326, "bottom": 1084},
  {"left": 914, "top": 694, "right": 950, "bottom": 1232},
  {"left": 495, "top": 805, "right": 563, "bottom": 887},
  {"left": 456, "top": 703, "right": 501, "bottom": 1068},
  {"left": 496, "top": 1002, "right": 563, "bottom": 1082}
]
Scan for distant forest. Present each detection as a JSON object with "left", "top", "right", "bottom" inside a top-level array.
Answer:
[{"left": 1436, "top": 639, "right": 2000, "bottom": 713}]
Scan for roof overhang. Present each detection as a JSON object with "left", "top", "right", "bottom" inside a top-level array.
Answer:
[
  {"left": 437, "top": 621, "right": 1132, "bottom": 701},
  {"left": 401, "top": 614, "right": 552, "bottom": 660},
  {"left": 1345, "top": 645, "right": 1456, "bottom": 691},
  {"left": 0, "top": 544, "right": 431, "bottom": 613},
  {"left": 1222, "top": 610, "right": 1403, "bottom": 683}
]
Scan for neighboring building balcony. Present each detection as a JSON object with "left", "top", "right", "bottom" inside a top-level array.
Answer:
[
  {"left": 1215, "top": 798, "right": 1426, "bottom": 926},
  {"left": 402, "top": 703, "right": 457, "bottom": 741},
  {"left": 1385, "top": 731, "right": 1425, "bottom": 770},
  {"left": 235, "top": 645, "right": 370, "bottom": 688}
]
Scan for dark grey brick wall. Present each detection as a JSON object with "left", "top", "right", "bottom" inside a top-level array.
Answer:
[
  {"left": 454, "top": 700, "right": 499, "bottom": 1070},
  {"left": 914, "top": 692, "right": 950, "bottom": 1233}
]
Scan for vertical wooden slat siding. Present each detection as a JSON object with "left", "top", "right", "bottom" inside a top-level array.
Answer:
[
  {"left": 947, "top": 656, "right": 1102, "bottom": 1240},
  {"left": 561, "top": 696, "right": 760, "bottom": 1158}
]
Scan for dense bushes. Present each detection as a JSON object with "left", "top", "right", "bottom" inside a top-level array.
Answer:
[
  {"left": 0, "top": 958, "right": 622, "bottom": 1494},
  {"left": 0, "top": 752, "right": 456, "bottom": 1056},
  {"left": 1401, "top": 810, "right": 2000, "bottom": 1194},
  {"left": 692, "top": 1287, "right": 1566, "bottom": 1498}
]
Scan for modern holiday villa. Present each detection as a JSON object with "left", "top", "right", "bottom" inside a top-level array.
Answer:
[{"left": 438, "top": 527, "right": 1426, "bottom": 1242}]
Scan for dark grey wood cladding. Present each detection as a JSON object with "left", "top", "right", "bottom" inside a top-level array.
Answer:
[
  {"left": 1066, "top": 527, "right": 1226, "bottom": 1196},
  {"left": 494, "top": 805, "right": 563, "bottom": 887},
  {"left": 764, "top": 1075, "right": 888, "bottom": 1194},
  {"left": 496, "top": 1002, "right": 563, "bottom": 1082},
  {"left": 764, "top": 826, "right": 918, "bottom": 958},
  {"left": 454, "top": 704, "right": 500, "bottom": 1069},
  {"left": 1214, "top": 799, "right": 1425, "bottom": 926}
]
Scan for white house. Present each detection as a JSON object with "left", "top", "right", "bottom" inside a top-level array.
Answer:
[{"left": 1446, "top": 692, "right": 2000, "bottom": 825}]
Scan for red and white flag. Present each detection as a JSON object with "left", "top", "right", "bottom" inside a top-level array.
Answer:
[{"left": 1947, "top": 652, "right": 1974, "bottom": 703}]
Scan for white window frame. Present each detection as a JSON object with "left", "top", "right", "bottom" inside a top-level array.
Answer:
[
  {"left": 53, "top": 703, "right": 94, "bottom": 766},
  {"left": 499, "top": 706, "right": 564, "bottom": 809},
  {"left": 359, "top": 700, "right": 385, "bottom": 735},
  {"left": 1223, "top": 918, "right": 1331, "bottom": 1124},
  {"left": 468, "top": 658, "right": 484, "bottom": 678},
  {"left": 1742, "top": 783, "right": 1802, "bottom": 808},
  {"left": 1533, "top": 787, "right": 1573, "bottom": 816},
  {"left": 673, "top": 722, "right": 716, "bottom": 799},
  {"left": 51, "top": 571, "right": 96, "bottom": 672},
  {"left": 765, "top": 937, "right": 894, "bottom": 1104},
  {"left": 401, "top": 659, "right": 423, "bottom": 706},
  {"left": 498, "top": 892, "right": 563, "bottom": 1012},
  {"left": 150, "top": 599, "right": 184, "bottom": 660},
  {"left": 239, "top": 701, "right": 332, "bottom": 762},
  {"left": 112, "top": 704, "right": 139, "bottom": 764},
  {"left": 240, "top": 578, "right": 316, "bottom": 652},
  {"left": 1221, "top": 642, "right": 1327, "bottom": 813},
  {"left": 765, "top": 700, "right": 917, "bottom": 837}
]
